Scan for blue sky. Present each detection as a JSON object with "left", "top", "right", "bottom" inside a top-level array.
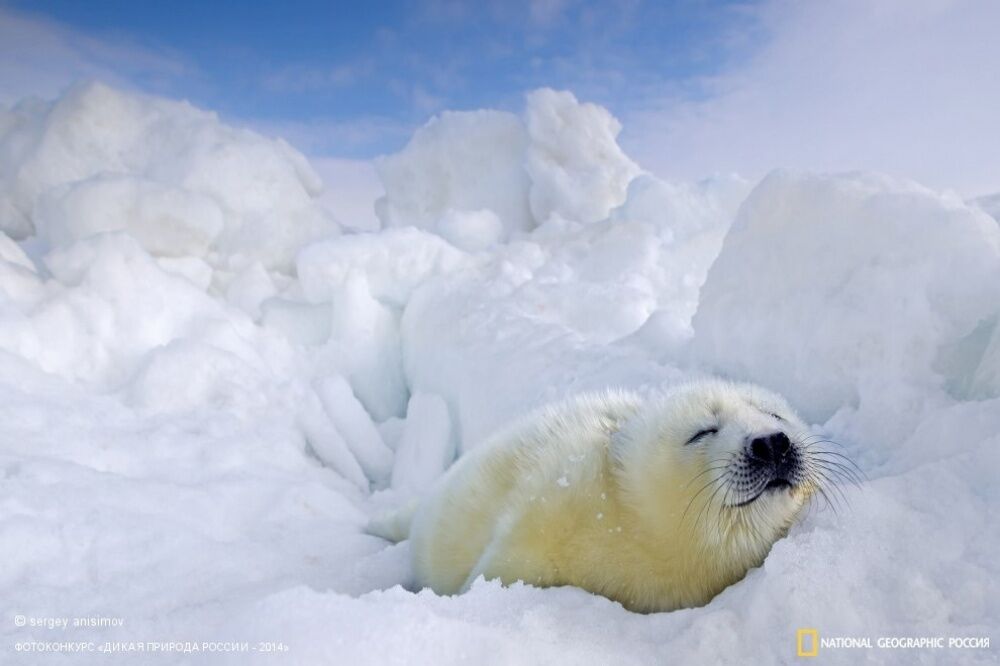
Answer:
[
  {"left": 5, "top": 0, "right": 757, "bottom": 157},
  {"left": 2, "top": 1, "right": 998, "bottom": 198}
]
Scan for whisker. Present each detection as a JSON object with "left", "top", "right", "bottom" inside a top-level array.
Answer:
[
  {"left": 799, "top": 435, "right": 849, "bottom": 450},
  {"left": 806, "top": 457, "right": 864, "bottom": 487},
  {"left": 695, "top": 474, "right": 731, "bottom": 534},
  {"left": 681, "top": 472, "right": 727, "bottom": 525},
  {"left": 809, "top": 466, "right": 852, "bottom": 509},
  {"left": 814, "top": 485, "right": 840, "bottom": 515},
  {"left": 804, "top": 453, "right": 866, "bottom": 485},
  {"left": 682, "top": 460, "right": 734, "bottom": 489}
]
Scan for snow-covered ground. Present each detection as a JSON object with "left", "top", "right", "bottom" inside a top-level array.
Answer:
[{"left": 1, "top": 82, "right": 998, "bottom": 664}]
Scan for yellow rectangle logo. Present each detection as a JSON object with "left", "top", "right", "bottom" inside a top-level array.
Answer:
[{"left": 797, "top": 628, "right": 818, "bottom": 657}]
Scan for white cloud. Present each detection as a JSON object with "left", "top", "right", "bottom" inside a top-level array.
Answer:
[
  {"left": 0, "top": 7, "right": 191, "bottom": 106},
  {"left": 621, "top": 0, "right": 1000, "bottom": 196}
]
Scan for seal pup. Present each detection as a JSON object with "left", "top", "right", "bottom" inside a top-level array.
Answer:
[{"left": 370, "top": 379, "right": 857, "bottom": 612}]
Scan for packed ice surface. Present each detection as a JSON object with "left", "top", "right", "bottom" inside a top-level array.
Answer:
[
  {"left": 374, "top": 108, "right": 533, "bottom": 239},
  {"left": 0, "top": 81, "right": 338, "bottom": 275},
  {"left": 2, "top": 82, "right": 998, "bottom": 665},
  {"left": 692, "top": 171, "right": 1000, "bottom": 435},
  {"left": 374, "top": 88, "right": 640, "bottom": 242}
]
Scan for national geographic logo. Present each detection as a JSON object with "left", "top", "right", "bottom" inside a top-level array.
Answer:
[
  {"left": 796, "top": 629, "right": 990, "bottom": 657},
  {"left": 796, "top": 629, "right": 818, "bottom": 657}
]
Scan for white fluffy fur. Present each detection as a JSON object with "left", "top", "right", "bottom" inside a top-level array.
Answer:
[{"left": 391, "top": 379, "right": 816, "bottom": 613}]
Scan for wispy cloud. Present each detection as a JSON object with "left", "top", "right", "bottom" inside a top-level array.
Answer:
[
  {"left": 622, "top": 0, "right": 1000, "bottom": 196},
  {"left": 0, "top": 7, "right": 193, "bottom": 105},
  {"left": 10, "top": 0, "right": 991, "bottom": 199}
]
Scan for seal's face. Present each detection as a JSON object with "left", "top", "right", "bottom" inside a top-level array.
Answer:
[
  {"left": 683, "top": 385, "right": 813, "bottom": 519},
  {"left": 611, "top": 380, "right": 862, "bottom": 607},
  {"left": 623, "top": 381, "right": 835, "bottom": 556}
]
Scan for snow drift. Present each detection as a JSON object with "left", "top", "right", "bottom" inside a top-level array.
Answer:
[
  {"left": 2, "top": 82, "right": 998, "bottom": 665},
  {"left": 374, "top": 89, "right": 641, "bottom": 243},
  {"left": 0, "top": 81, "right": 338, "bottom": 274},
  {"left": 692, "top": 170, "right": 1000, "bottom": 432}
]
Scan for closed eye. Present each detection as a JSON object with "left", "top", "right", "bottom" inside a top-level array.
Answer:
[
  {"left": 755, "top": 405, "right": 786, "bottom": 421},
  {"left": 686, "top": 427, "right": 718, "bottom": 445}
]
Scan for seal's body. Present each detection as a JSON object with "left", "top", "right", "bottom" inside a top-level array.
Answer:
[{"left": 377, "top": 380, "right": 829, "bottom": 612}]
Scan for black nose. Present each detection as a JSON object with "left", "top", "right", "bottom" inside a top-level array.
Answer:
[{"left": 749, "top": 432, "right": 791, "bottom": 464}]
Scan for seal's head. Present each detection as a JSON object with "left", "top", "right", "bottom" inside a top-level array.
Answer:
[
  {"left": 613, "top": 379, "right": 855, "bottom": 607},
  {"left": 672, "top": 381, "right": 817, "bottom": 539}
]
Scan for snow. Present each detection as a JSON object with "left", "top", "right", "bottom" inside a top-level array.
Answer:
[
  {"left": 389, "top": 393, "right": 456, "bottom": 497},
  {"left": 316, "top": 374, "right": 394, "bottom": 487},
  {"left": 34, "top": 174, "right": 225, "bottom": 258},
  {"left": 374, "top": 109, "right": 533, "bottom": 239},
  {"left": 436, "top": 208, "right": 504, "bottom": 252},
  {"left": 374, "top": 88, "right": 643, "bottom": 241},
  {"left": 0, "top": 229, "right": 32, "bottom": 270},
  {"left": 296, "top": 227, "right": 470, "bottom": 307},
  {"left": 0, "top": 81, "right": 338, "bottom": 274},
  {"left": 691, "top": 170, "right": 1000, "bottom": 432},
  {"left": 524, "top": 88, "right": 640, "bottom": 225},
  {"left": 2, "top": 82, "right": 999, "bottom": 665}
]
